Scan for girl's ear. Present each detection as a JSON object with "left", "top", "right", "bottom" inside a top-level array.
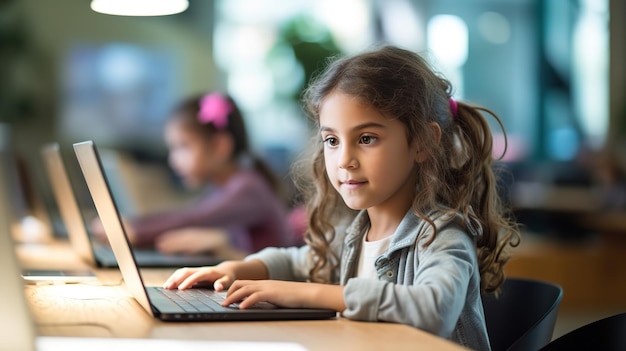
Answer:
[{"left": 414, "top": 122, "right": 442, "bottom": 163}]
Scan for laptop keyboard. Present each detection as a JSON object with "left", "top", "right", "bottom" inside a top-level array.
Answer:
[
  {"left": 148, "top": 287, "right": 235, "bottom": 312},
  {"left": 147, "top": 287, "right": 276, "bottom": 313}
]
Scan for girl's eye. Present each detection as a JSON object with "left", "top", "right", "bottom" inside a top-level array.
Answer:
[
  {"left": 323, "top": 137, "right": 339, "bottom": 147},
  {"left": 360, "top": 135, "right": 377, "bottom": 145}
]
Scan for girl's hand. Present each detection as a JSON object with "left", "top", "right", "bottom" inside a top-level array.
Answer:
[
  {"left": 224, "top": 280, "right": 315, "bottom": 309},
  {"left": 162, "top": 264, "right": 237, "bottom": 291},
  {"left": 223, "top": 280, "right": 346, "bottom": 313}
]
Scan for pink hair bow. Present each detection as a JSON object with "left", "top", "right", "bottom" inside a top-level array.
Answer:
[
  {"left": 198, "top": 93, "right": 232, "bottom": 129},
  {"left": 449, "top": 98, "right": 458, "bottom": 118}
]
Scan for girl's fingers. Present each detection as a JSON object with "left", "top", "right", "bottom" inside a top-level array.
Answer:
[
  {"left": 163, "top": 267, "right": 208, "bottom": 289},
  {"left": 163, "top": 266, "right": 235, "bottom": 291},
  {"left": 237, "top": 293, "right": 264, "bottom": 309},
  {"left": 214, "top": 274, "right": 234, "bottom": 291},
  {"left": 223, "top": 281, "right": 263, "bottom": 308},
  {"left": 178, "top": 269, "right": 231, "bottom": 290},
  {"left": 162, "top": 267, "right": 195, "bottom": 289},
  {"left": 177, "top": 270, "right": 211, "bottom": 290}
]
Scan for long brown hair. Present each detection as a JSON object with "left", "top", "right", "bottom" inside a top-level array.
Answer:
[
  {"left": 171, "top": 93, "right": 284, "bottom": 199},
  {"left": 297, "top": 46, "right": 520, "bottom": 293}
]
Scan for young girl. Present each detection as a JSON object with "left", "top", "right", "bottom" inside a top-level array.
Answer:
[
  {"left": 95, "top": 93, "right": 292, "bottom": 259},
  {"left": 163, "top": 46, "right": 520, "bottom": 350}
]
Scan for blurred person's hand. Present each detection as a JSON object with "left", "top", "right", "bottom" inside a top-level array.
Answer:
[
  {"left": 155, "top": 227, "right": 245, "bottom": 260},
  {"left": 89, "top": 217, "right": 136, "bottom": 245}
]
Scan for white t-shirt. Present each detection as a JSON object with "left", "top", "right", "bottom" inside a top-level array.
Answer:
[{"left": 356, "top": 233, "right": 393, "bottom": 279}]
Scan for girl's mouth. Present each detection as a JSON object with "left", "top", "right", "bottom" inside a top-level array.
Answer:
[{"left": 341, "top": 179, "right": 366, "bottom": 190}]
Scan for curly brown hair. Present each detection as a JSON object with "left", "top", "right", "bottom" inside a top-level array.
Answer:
[{"left": 295, "top": 45, "right": 520, "bottom": 293}]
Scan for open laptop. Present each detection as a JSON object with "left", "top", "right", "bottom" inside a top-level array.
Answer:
[
  {"left": 41, "top": 142, "right": 221, "bottom": 268},
  {"left": 0, "top": 123, "right": 55, "bottom": 244},
  {"left": 74, "top": 140, "right": 336, "bottom": 321}
]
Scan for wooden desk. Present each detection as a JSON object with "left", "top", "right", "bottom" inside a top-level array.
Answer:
[{"left": 16, "top": 241, "right": 468, "bottom": 351}]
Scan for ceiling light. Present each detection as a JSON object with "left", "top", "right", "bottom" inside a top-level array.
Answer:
[{"left": 90, "top": 0, "right": 189, "bottom": 16}]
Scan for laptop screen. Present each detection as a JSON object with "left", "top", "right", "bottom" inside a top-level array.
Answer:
[
  {"left": 41, "top": 143, "right": 97, "bottom": 265},
  {"left": 74, "top": 140, "right": 155, "bottom": 316}
]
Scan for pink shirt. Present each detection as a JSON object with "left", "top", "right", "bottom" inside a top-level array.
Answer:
[{"left": 129, "top": 170, "right": 290, "bottom": 253}]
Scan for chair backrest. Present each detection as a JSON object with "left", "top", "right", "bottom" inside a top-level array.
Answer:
[
  {"left": 482, "top": 277, "right": 563, "bottom": 351},
  {"left": 540, "top": 312, "right": 626, "bottom": 351}
]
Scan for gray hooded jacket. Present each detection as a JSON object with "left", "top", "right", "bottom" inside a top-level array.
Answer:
[{"left": 245, "top": 208, "right": 491, "bottom": 350}]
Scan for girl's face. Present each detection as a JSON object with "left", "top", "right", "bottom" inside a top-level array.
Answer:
[
  {"left": 319, "top": 91, "right": 423, "bottom": 215},
  {"left": 164, "top": 119, "right": 220, "bottom": 188}
]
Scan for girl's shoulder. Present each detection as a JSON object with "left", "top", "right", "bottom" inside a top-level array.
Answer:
[{"left": 407, "top": 206, "right": 482, "bottom": 242}]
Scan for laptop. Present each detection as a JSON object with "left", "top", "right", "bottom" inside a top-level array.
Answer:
[
  {"left": 41, "top": 142, "right": 221, "bottom": 268},
  {"left": 0, "top": 123, "right": 54, "bottom": 243},
  {"left": 74, "top": 140, "right": 337, "bottom": 321}
]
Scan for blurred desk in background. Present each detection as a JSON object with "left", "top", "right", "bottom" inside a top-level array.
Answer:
[
  {"left": 512, "top": 182, "right": 626, "bottom": 240},
  {"left": 512, "top": 183, "right": 600, "bottom": 213},
  {"left": 506, "top": 232, "right": 626, "bottom": 309},
  {"left": 577, "top": 211, "right": 626, "bottom": 239}
]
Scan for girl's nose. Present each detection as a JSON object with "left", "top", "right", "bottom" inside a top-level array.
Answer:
[{"left": 338, "top": 146, "right": 358, "bottom": 169}]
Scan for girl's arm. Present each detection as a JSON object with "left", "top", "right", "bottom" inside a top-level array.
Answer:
[
  {"left": 219, "top": 241, "right": 346, "bottom": 311},
  {"left": 130, "top": 172, "right": 272, "bottom": 247},
  {"left": 223, "top": 280, "right": 346, "bottom": 311},
  {"left": 244, "top": 245, "right": 312, "bottom": 282}
]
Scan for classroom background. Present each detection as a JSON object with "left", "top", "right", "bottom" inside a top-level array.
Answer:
[{"left": 2, "top": 0, "right": 625, "bottom": 340}]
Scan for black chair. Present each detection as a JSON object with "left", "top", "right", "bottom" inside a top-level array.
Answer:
[
  {"left": 482, "top": 277, "right": 563, "bottom": 351},
  {"left": 539, "top": 312, "right": 626, "bottom": 351}
]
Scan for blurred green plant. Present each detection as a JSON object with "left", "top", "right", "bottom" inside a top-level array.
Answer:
[{"left": 266, "top": 15, "right": 342, "bottom": 105}]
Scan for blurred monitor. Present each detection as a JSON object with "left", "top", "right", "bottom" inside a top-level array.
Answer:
[{"left": 59, "top": 44, "right": 178, "bottom": 152}]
